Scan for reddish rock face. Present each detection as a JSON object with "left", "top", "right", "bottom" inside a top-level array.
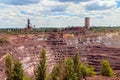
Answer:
[
  {"left": 0, "top": 31, "right": 120, "bottom": 79},
  {"left": 0, "top": 34, "right": 55, "bottom": 77}
]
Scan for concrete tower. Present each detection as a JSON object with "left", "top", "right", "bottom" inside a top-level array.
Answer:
[{"left": 85, "top": 17, "right": 90, "bottom": 29}]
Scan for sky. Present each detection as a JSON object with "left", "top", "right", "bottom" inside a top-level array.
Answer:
[{"left": 0, "top": 0, "right": 120, "bottom": 28}]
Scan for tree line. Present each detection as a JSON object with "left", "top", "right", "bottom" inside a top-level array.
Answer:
[{"left": 5, "top": 49, "right": 114, "bottom": 80}]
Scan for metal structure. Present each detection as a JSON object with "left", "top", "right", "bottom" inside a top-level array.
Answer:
[
  {"left": 23, "top": 19, "right": 33, "bottom": 31},
  {"left": 27, "top": 19, "right": 31, "bottom": 28}
]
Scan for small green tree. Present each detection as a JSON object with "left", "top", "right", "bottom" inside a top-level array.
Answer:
[
  {"left": 23, "top": 75, "right": 32, "bottom": 80},
  {"left": 35, "top": 49, "right": 47, "bottom": 80},
  {"left": 101, "top": 60, "right": 114, "bottom": 77},
  {"left": 12, "top": 61, "right": 24, "bottom": 80},
  {"left": 50, "top": 65, "right": 60, "bottom": 80},
  {"left": 73, "top": 53, "right": 82, "bottom": 80},
  {"left": 73, "top": 53, "right": 96, "bottom": 80},
  {"left": 5, "top": 53, "right": 13, "bottom": 80},
  {"left": 50, "top": 60, "right": 63, "bottom": 80},
  {"left": 80, "top": 63, "right": 96, "bottom": 79},
  {"left": 63, "top": 57, "right": 77, "bottom": 80}
]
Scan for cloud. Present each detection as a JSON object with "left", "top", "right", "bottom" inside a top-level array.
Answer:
[
  {"left": 50, "top": 5, "right": 68, "bottom": 12},
  {"left": 85, "top": 0, "right": 116, "bottom": 10},
  {"left": 0, "top": 0, "right": 120, "bottom": 28},
  {"left": 49, "top": 4, "right": 69, "bottom": 13},
  {"left": 57, "top": 0, "right": 90, "bottom": 2},
  {"left": 39, "top": 0, "right": 69, "bottom": 12},
  {"left": 0, "top": 0, "right": 40, "bottom": 5}
]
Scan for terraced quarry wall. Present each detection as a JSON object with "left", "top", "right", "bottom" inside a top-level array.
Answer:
[
  {"left": 0, "top": 32, "right": 120, "bottom": 79},
  {"left": 0, "top": 34, "right": 55, "bottom": 79}
]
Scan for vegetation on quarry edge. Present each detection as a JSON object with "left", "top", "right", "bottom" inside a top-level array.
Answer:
[{"left": 5, "top": 49, "right": 114, "bottom": 80}]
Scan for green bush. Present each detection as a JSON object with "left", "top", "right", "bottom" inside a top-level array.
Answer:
[
  {"left": 35, "top": 49, "right": 46, "bottom": 80},
  {"left": 80, "top": 63, "right": 96, "bottom": 79},
  {"left": 23, "top": 75, "right": 32, "bottom": 80},
  {"left": 101, "top": 60, "right": 114, "bottom": 77}
]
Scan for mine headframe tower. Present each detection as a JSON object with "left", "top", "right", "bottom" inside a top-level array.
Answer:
[{"left": 27, "top": 19, "right": 31, "bottom": 28}]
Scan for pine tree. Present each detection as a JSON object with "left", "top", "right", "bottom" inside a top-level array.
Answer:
[
  {"left": 101, "top": 60, "right": 114, "bottom": 77},
  {"left": 5, "top": 53, "right": 13, "bottom": 80},
  {"left": 35, "top": 49, "right": 46, "bottom": 80},
  {"left": 63, "top": 57, "right": 77, "bottom": 80},
  {"left": 73, "top": 53, "right": 96, "bottom": 80},
  {"left": 73, "top": 53, "right": 82, "bottom": 80},
  {"left": 50, "top": 60, "right": 63, "bottom": 80},
  {"left": 12, "top": 61, "right": 24, "bottom": 80},
  {"left": 80, "top": 63, "right": 96, "bottom": 79}
]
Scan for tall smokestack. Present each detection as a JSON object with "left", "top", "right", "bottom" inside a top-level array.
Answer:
[{"left": 85, "top": 17, "right": 90, "bottom": 29}]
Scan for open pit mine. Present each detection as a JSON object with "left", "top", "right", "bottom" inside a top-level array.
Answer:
[
  {"left": 0, "top": 19, "right": 120, "bottom": 80},
  {"left": 0, "top": 29, "right": 120, "bottom": 79}
]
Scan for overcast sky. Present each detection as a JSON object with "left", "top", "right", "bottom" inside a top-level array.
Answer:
[{"left": 0, "top": 0, "right": 120, "bottom": 28}]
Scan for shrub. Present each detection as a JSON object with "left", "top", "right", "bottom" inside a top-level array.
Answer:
[{"left": 101, "top": 60, "right": 114, "bottom": 77}]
